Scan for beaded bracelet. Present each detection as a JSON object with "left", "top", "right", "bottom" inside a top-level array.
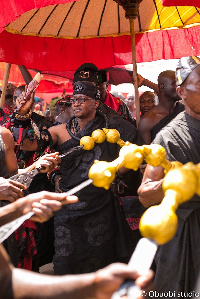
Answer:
[{"left": 14, "top": 110, "right": 32, "bottom": 120}]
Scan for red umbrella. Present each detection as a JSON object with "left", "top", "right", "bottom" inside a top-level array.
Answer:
[
  {"left": 0, "top": 62, "right": 73, "bottom": 92},
  {"left": 1, "top": 0, "right": 200, "bottom": 123},
  {"left": 0, "top": 0, "right": 200, "bottom": 70},
  {"left": 162, "top": 0, "right": 200, "bottom": 7}
]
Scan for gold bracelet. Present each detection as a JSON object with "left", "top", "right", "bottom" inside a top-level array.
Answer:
[{"left": 15, "top": 110, "right": 32, "bottom": 120}]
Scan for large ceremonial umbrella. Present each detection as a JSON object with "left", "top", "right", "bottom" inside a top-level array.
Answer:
[
  {"left": 1, "top": 0, "right": 200, "bottom": 70},
  {"left": 162, "top": 0, "right": 200, "bottom": 7},
  {"left": 1, "top": 0, "right": 200, "bottom": 122}
]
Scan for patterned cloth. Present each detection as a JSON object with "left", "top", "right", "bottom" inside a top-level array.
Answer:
[
  {"left": 53, "top": 109, "right": 142, "bottom": 275},
  {"left": 0, "top": 131, "right": 37, "bottom": 270},
  {"left": 0, "top": 104, "right": 13, "bottom": 129},
  {"left": 15, "top": 220, "right": 37, "bottom": 270}
]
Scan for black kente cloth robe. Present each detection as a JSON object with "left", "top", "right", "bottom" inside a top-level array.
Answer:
[
  {"left": 151, "top": 101, "right": 185, "bottom": 141},
  {"left": 152, "top": 111, "right": 200, "bottom": 294},
  {"left": 53, "top": 108, "right": 142, "bottom": 275}
]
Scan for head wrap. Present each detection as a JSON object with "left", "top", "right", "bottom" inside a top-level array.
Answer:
[
  {"left": 176, "top": 56, "right": 200, "bottom": 86},
  {"left": 73, "top": 63, "right": 99, "bottom": 85},
  {"left": 73, "top": 82, "right": 101, "bottom": 100}
]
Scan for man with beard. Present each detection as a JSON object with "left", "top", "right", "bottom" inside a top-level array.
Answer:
[
  {"left": 138, "top": 56, "right": 200, "bottom": 294},
  {"left": 138, "top": 70, "right": 185, "bottom": 144}
]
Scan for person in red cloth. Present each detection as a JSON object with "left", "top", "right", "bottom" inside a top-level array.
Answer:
[
  {"left": 98, "top": 69, "right": 136, "bottom": 125},
  {"left": 0, "top": 125, "right": 61, "bottom": 271}
]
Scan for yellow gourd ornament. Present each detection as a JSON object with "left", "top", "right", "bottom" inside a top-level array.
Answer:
[
  {"left": 80, "top": 136, "right": 95, "bottom": 150},
  {"left": 143, "top": 144, "right": 167, "bottom": 167},
  {"left": 119, "top": 143, "right": 143, "bottom": 171},
  {"left": 162, "top": 164, "right": 197, "bottom": 204},
  {"left": 88, "top": 160, "right": 116, "bottom": 190},
  {"left": 139, "top": 204, "right": 178, "bottom": 245},
  {"left": 139, "top": 164, "right": 198, "bottom": 245},
  {"left": 102, "top": 128, "right": 120, "bottom": 143},
  {"left": 91, "top": 129, "right": 106, "bottom": 143},
  {"left": 182, "top": 162, "right": 200, "bottom": 196}
]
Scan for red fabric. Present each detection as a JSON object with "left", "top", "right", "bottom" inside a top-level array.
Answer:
[
  {"left": 17, "top": 127, "right": 23, "bottom": 144},
  {"left": 2, "top": 103, "right": 13, "bottom": 115},
  {"left": 0, "top": 104, "right": 13, "bottom": 128},
  {"left": 0, "top": 0, "right": 77, "bottom": 32},
  {"left": 37, "top": 80, "right": 73, "bottom": 92},
  {"left": 126, "top": 218, "right": 141, "bottom": 230},
  {"left": 1, "top": 25, "right": 200, "bottom": 70},
  {"left": 162, "top": 0, "right": 200, "bottom": 7},
  {"left": 104, "top": 91, "right": 122, "bottom": 113},
  {"left": 15, "top": 220, "right": 37, "bottom": 270}
]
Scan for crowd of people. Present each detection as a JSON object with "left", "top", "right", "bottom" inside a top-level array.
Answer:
[{"left": 0, "top": 56, "right": 200, "bottom": 298}]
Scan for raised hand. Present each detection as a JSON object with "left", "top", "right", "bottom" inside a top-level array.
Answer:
[{"left": 15, "top": 91, "right": 34, "bottom": 115}]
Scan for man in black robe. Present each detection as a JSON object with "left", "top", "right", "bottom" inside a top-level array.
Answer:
[
  {"left": 138, "top": 56, "right": 200, "bottom": 294},
  {"left": 47, "top": 72, "right": 143, "bottom": 275}
]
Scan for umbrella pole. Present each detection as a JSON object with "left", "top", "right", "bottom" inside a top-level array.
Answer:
[
  {"left": 0, "top": 63, "right": 11, "bottom": 107},
  {"left": 129, "top": 18, "right": 140, "bottom": 127}
]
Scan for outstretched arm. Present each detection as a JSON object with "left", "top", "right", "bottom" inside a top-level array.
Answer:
[
  {"left": 0, "top": 191, "right": 78, "bottom": 226},
  {"left": 0, "top": 244, "right": 154, "bottom": 299},
  {"left": 18, "top": 65, "right": 33, "bottom": 85},
  {"left": 138, "top": 164, "right": 165, "bottom": 207},
  {"left": 137, "top": 74, "right": 159, "bottom": 95}
]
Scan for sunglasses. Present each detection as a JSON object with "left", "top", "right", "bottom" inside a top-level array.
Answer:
[
  {"left": 70, "top": 97, "right": 92, "bottom": 104},
  {"left": 58, "top": 101, "right": 71, "bottom": 107}
]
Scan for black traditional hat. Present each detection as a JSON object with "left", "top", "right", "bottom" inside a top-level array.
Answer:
[
  {"left": 73, "top": 63, "right": 99, "bottom": 85},
  {"left": 176, "top": 56, "right": 200, "bottom": 86},
  {"left": 73, "top": 81, "right": 101, "bottom": 100}
]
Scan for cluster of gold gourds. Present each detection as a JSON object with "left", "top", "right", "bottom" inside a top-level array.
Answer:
[
  {"left": 140, "top": 162, "right": 200, "bottom": 244},
  {"left": 81, "top": 128, "right": 200, "bottom": 245},
  {"left": 80, "top": 128, "right": 126, "bottom": 150},
  {"left": 83, "top": 128, "right": 180, "bottom": 189}
]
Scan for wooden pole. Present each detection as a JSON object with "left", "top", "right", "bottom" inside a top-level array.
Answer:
[
  {"left": 0, "top": 63, "right": 11, "bottom": 107},
  {"left": 129, "top": 18, "right": 140, "bottom": 127}
]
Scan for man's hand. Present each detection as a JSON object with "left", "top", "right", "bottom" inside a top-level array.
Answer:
[
  {"left": 137, "top": 74, "right": 145, "bottom": 87},
  {"left": 0, "top": 177, "right": 26, "bottom": 202},
  {"left": 16, "top": 92, "right": 34, "bottom": 115},
  {"left": 18, "top": 191, "right": 78, "bottom": 223},
  {"left": 35, "top": 152, "right": 61, "bottom": 173},
  {"left": 93, "top": 263, "right": 154, "bottom": 299}
]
